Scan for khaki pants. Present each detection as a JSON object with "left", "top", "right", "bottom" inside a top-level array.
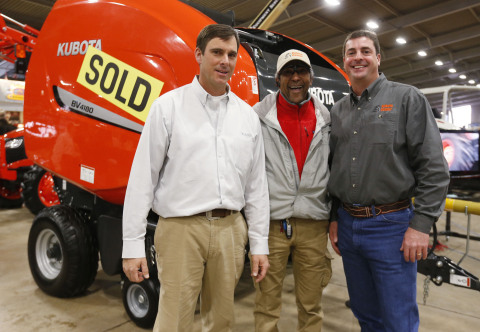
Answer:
[
  {"left": 254, "top": 218, "right": 332, "bottom": 332},
  {"left": 153, "top": 212, "right": 248, "bottom": 332}
]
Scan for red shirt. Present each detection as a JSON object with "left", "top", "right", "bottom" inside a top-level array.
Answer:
[{"left": 276, "top": 93, "right": 316, "bottom": 178}]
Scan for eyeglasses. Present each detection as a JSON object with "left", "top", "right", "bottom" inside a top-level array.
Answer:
[{"left": 280, "top": 66, "right": 310, "bottom": 77}]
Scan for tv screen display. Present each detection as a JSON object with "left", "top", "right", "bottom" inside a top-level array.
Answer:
[{"left": 440, "top": 130, "right": 479, "bottom": 173}]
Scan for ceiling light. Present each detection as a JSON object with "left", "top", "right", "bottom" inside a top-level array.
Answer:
[
  {"left": 396, "top": 37, "right": 406, "bottom": 44},
  {"left": 366, "top": 20, "right": 379, "bottom": 29},
  {"left": 325, "top": 0, "right": 340, "bottom": 6},
  {"left": 435, "top": 60, "right": 443, "bottom": 66},
  {"left": 449, "top": 68, "right": 456, "bottom": 73},
  {"left": 418, "top": 51, "right": 427, "bottom": 56},
  {"left": 459, "top": 74, "right": 467, "bottom": 79},
  {"left": 468, "top": 79, "right": 475, "bottom": 84}
]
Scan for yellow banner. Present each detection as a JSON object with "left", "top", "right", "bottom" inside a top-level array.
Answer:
[{"left": 77, "top": 46, "right": 164, "bottom": 122}]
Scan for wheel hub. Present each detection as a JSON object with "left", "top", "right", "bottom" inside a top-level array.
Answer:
[
  {"left": 35, "top": 228, "right": 63, "bottom": 279},
  {"left": 127, "top": 284, "right": 149, "bottom": 318},
  {"left": 46, "top": 243, "right": 61, "bottom": 260}
]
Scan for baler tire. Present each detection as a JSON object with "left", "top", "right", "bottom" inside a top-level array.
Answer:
[
  {"left": 22, "top": 166, "right": 60, "bottom": 215},
  {"left": 122, "top": 278, "right": 159, "bottom": 329},
  {"left": 28, "top": 205, "right": 98, "bottom": 298}
]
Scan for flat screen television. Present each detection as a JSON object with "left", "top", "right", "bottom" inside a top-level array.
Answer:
[{"left": 440, "top": 130, "right": 479, "bottom": 174}]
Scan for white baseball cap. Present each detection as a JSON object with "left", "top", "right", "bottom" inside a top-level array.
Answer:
[{"left": 276, "top": 49, "right": 311, "bottom": 75}]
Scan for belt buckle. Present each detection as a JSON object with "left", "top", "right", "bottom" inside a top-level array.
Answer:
[{"left": 206, "top": 210, "right": 220, "bottom": 221}]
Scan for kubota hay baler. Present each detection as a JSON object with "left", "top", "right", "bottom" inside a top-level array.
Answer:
[{"left": 22, "top": 0, "right": 349, "bottom": 327}]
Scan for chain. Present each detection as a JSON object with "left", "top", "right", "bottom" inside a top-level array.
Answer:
[{"left": 423, "top": 275, "right": 430, "bottom": 305}]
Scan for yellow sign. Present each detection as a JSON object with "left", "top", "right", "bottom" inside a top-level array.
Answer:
[
  {"left": 7, "top": 86, "right": 25, "bottom": 101},
  {"left": 77, "top": 46, "right": 164, "bottom": 122}
]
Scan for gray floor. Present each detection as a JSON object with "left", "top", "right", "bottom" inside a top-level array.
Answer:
[{"left": 0, "top": 206, "right": 479, "bottom": 331}]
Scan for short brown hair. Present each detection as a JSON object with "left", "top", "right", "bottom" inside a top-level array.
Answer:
[
  {"left": 342, "top": 30, "right": 381, "bottom": 57},
  {"left": 196, "top": 24, "right": 240, "bottom": 54}
]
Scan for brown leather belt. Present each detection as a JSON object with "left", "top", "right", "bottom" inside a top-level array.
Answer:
[
  {"left": 342, "top": 199, "right": 411, "bottom": 218},
  {"left": 194, "top": 209, "right": 236, "bottom": 218}
]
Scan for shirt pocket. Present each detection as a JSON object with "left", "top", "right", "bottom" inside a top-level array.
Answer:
[
  {"left": 233, "top": 133, "right": 255, "bottom": 176},
  {"left": 365, "top": 107, "right": 396, "bottom": 144}
]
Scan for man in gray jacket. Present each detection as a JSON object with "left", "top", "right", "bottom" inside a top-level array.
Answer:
[{"left": 253, "top": 49, "right": 332, "bottom": 331}]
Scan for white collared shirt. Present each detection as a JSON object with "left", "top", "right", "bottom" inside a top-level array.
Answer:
[{"left": 122, "top": 77, "right": 270, "bottom": 257}]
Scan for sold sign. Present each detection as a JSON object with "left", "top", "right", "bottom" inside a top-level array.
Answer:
[{"left": 77, "top": 46, "right": 164, "bottom": 122}]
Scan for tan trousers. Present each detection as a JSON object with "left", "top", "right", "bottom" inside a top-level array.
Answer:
[
  {"left": 153, "top": 212, "right": 248, "bottom": 332},
  {"left": 254, "top": 218, "right": 332, "bottom": 332}
]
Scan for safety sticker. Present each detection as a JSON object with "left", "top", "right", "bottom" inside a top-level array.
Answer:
[
  {"left": 77, "top": 46, "right": 164, "bottom": 123},
  {"left": 450, "top": 274, "right": 471, "bottom": 288},
  {"left": 80, "top": 164, "right": 95, "bottom": 184},
  {"left": 250, "top": 76, "right": 258, "bottom": 95}
]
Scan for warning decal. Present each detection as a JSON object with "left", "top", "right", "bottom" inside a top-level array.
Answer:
[{"left": 450, "top": 274, "right": 471, "bottom": 288}]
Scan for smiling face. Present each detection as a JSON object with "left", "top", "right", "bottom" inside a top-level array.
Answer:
[
  {"left": 276, "top": 60, "right": 313, "bottom": 105},
  {"left": 195, "top": 36, "right": 238, "bottom": 96},
  {"left": 343, "top": 36, "right": 381, "bottom": 95}
]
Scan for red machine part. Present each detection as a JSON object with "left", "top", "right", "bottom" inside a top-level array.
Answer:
[
  {"left": 0, "top": 129, "right": 33, "bottom": 181},
  {"left": 37, "top": 171, "right": 60, "bottom": 207},
  {"left": 0, "top": 13, "right": 38, "bottom": 63}
]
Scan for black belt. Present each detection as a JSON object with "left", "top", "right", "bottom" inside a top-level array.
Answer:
[
  {"left": 342, "top": 199, "right": 411, "bottom": 218},
  {"left": 194, "top": 209, "right": 236, "bottom": 218}
]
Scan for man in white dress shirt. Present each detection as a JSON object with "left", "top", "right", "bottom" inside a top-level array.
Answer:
[{"left": 122, "top": 24, "right": 270, "bottom": 332}]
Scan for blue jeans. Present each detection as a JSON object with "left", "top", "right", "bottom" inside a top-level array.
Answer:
[{"left": 337, "top": 206, "right": 419, "bottom": 332}]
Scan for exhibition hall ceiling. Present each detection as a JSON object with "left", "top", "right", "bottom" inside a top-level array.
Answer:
[{"left": 2, "top": 0, "right": 480, "bottom": 110}]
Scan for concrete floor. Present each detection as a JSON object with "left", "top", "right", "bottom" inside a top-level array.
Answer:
[{"left": 0, "top": 206, "right": 479, "bottom": 331}]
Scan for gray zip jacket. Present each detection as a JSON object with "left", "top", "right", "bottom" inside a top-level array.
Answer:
[{"left": 254, "top": 91, "right": 331, "bottom": 220}]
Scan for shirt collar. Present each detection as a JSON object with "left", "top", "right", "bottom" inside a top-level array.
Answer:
[
  {"left": 192, "top": 76, "right": 230, "bottom": 106},
  {"left": 349, "top": 73, "right": 387, "bottom": 103},
  {"left": 279, "top": 91, "right": 312, "bottom": 107},
  {"left": 277, "top": 91, "right": 313, "bottom": 118}
]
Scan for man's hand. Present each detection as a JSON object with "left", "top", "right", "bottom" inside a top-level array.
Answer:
[
  {"left": 400, "top": 227, "right": 429, "bottom": 262},
  {"left": 123, "top": 257, "right": 150, "bottom": 282},
  {"left": 251, "top": 254, "right": 269, "bottom": 283},
  {"left": 328, "top": 221, "right": 341, "bottom": 256}
]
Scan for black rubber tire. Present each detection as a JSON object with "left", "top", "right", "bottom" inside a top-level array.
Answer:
[
  {"left": 27, "top": 205, "right": 98, "bottom": 298},
  {"left": 22, "top": 166, "right": 59, "bottom": 215},
  {"left": 122, "top": 278, "right": 159, "bottom": 329}
]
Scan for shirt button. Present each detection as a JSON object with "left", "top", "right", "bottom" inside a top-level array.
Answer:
[
  {"left": 353, "top": 130, "right": 357, "bottom": 134},
  {"left": 352, "top": 157, "right": 356, "bottom": 161},
  {"left": 358, "top": 107, "right": 361, "bottom": 110},
  {"left": 352, "top": 184, "right": 356, "bottom": 188}
]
